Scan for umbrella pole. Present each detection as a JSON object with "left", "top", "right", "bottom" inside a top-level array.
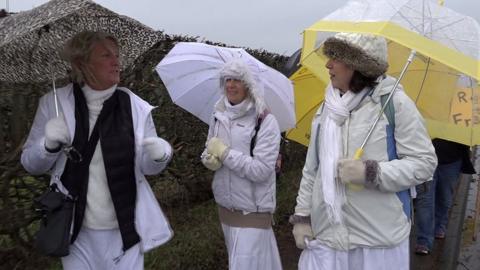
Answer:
[
  {"left": 347, "top": 50, "right": 416, "bottom": 192},
  {"left": 353, "top": 50, "right": 417, "bottom": 159},
  {"left": 52, "top": 77, "right": 83, "bottom": 162},
  {"left": 52, "top": 77, "right": 59, "bottom": 117}
]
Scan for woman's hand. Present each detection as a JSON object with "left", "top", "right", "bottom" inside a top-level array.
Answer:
[
  {"left": 206, "top": 137, "right": 229, "bottom": 161},
  {"left": 337, "top": 159, "right": 366, "bottom": 185},
  {"left": 290, "top": 215, "right": 314, "bottom": 249},
  {"left": 337, "top": 159, "right": 379, "bottom": 188},
  {"left": 44, "top": 114, "right": 70, "bottom": 152},
  {"left": 292, "top": 223, "right": 314, "bottom": 249},
  {"left": 201, "top": 153, "right": 222, "bottom": 171},
  {"left": 142, "top": 137, "right": 170, "bottom": 162}
]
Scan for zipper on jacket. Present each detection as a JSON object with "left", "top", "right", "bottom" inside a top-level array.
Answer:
[{"left": 228, "top": 120, "right": 233, "bottom": 209}]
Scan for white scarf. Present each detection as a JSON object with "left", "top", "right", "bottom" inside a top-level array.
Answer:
[
  {"left": 223, "top": 97, "right": 253, "bottom": 120},
  {"left": 320, "top": 84, "right": 367, "bottom": 224}
]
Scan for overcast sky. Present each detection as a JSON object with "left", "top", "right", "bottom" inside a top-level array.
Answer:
[{"left": 2, "top": 0, "right": 479, "bottom": 55}]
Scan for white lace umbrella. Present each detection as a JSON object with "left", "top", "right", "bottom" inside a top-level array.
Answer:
[
  {"left": 0, "top": 0, "right": 162, "bottom": 83},
  {"left": 155, "top": 42, "right": 296, "bottom": 132}
]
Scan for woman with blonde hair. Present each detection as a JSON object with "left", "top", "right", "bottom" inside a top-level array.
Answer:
[{"left": 21, "top": 31, "right": 173, "bottom": 269}]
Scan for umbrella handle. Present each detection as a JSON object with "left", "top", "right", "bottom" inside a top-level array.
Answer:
[
  {"left": 346, "top": 148, "right": 365, "bottom": 191},
  {"left": 353, "top": 148, "right": 363, "bottom": 160}
]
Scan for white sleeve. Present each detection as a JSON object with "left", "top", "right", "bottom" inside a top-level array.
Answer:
[
  {"left": 21, "top": 93, "right": 60, "bottom": 175},
  {"left": 294, "top": 113, "right": 322, "bottom": 216},
  {"left": 201, "top": 116, "right": 216, "bottom": 162}
]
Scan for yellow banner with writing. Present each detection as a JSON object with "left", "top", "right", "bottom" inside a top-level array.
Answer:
[{"left": 449, "top": 87, "right": 477, "bottom": 127}]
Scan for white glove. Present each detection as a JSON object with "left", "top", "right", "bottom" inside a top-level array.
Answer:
[
  {"left": 44, "top": 115, "right": 70, "bottom": 152},
  {"left": 142, "top": 137, "right": 171, "bottom": 162},
  {"left": 206, "top": 137, "right": 229, "bottom": 161},
  {"left": 337, "top": 159, "right": 379, "bottom": 188},
  {"left": 337, "top": 159, "right": 366, "bottom": 185},
  {"left": 292, "top": 223, "right": 314, "bottom": 250},
  {"left": 201, "top": 153, "right": 222, "bottom": 171}
]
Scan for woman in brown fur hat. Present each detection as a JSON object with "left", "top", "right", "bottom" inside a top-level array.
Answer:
[{"left": 289, "top": 32, "right": 437, "bottom": 270}]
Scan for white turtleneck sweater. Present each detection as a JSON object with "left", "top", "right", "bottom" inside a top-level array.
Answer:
[{"left": 81, "top": 84, "right": 119, "bottom": 229}]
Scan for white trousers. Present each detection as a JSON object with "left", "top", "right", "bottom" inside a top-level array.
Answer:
[
  {"left": 298, "top": 237, "right": 409, "bottom": 270},
  {"left": 62, "top": 227, "right": 143, "bottom": 270},
  {"left": 221, "top": 224, "right": 283, "bottom": 270}
]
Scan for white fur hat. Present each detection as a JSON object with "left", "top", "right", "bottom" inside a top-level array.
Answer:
[
  {"left": 322, "top": 32, "right": 388, "bottom": 78},
  {"left": 219, "top": 58, "right": 266, "bottom": 115}
]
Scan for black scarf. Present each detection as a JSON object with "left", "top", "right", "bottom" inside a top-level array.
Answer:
[{"left": 61, "top": 83, "right": 140, "bottom": 251}]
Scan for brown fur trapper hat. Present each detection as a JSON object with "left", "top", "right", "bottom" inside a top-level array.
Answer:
[{"left": 322, "top": 33, "right": 388, "bottom": 78}]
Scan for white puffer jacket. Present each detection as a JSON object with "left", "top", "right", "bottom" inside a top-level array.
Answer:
[
  {"left": 206, "top": 98, "right": 281, "bottom": 213},
  {"left": 21, "top": 83, "right": 173, "bottom": 253},
  {"left": 295, "top": 76, "right": 437, "bottom": 250},
  {"left": 203, "top": 59, "right": 281, "bottom": 213}
]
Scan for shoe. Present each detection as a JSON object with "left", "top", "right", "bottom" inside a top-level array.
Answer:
[
  {"left": 435, "top": 230, "right": 445, "bottom": 239},
  {"left": 415, "top": 244, "right": 430, "bottom": 255}
]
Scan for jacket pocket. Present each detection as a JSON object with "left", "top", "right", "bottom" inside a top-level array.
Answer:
[{"left": 254, "top": 180, "right": 275, "bottom": 212}]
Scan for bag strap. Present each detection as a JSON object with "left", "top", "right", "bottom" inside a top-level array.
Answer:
[
  {"left": 380, "top": 93, "right": 395, "bottom": 128},
  {"left": 250, "top": 111, "right": 269, "bottom": 157},
  {"left": 380, "top": 92, "right": 414, "bottom": 220},
  {"left": 214, "top": 111, "right": 269, "bottom": 157}
]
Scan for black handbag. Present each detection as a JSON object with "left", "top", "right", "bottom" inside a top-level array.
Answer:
[{"left": 34, "top": 183, "right": 74, "bottom": 257}]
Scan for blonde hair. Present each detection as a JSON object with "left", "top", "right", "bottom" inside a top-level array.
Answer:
[{"left": 61, "top": 31, "right": 118, "bottom": 84}]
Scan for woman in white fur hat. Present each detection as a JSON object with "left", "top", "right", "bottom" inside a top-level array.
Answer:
[
  {"left": 290, "top": 33, "right": 437, "bottom": 270},
  {"left": 201, "top": 59, "right": 283, "bottom": 270}
]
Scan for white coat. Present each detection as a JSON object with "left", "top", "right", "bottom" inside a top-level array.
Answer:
[
  {"left": 204, "top": 98, "right": 283, "bottom": 270},
  {"left": 206, "top": 98, "right": 281, "bottom": 213},
  {"left": 205, "top": 59, "right": 283, "bottom": 270},
  {"left": 21, "top": 83, "right": 173, "bottom": 253},
  {"left": 295, "top": 76, "right": 437, "bottom": 251}
]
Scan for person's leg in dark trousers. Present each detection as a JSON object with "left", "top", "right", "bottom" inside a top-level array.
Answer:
[
  {"left": 434, "top": 160, "right": 462, "bottom": 238},
  {"left": 415, "top": 176, "right": 436, "bottom": 254}
]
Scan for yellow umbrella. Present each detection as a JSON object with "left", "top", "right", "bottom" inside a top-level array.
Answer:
[
  {"left": 286, "top": 66, "right": 327, "bottom": 146},
  {"left": 286, "top": 0, "right": 480, "bottom": 146}
]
